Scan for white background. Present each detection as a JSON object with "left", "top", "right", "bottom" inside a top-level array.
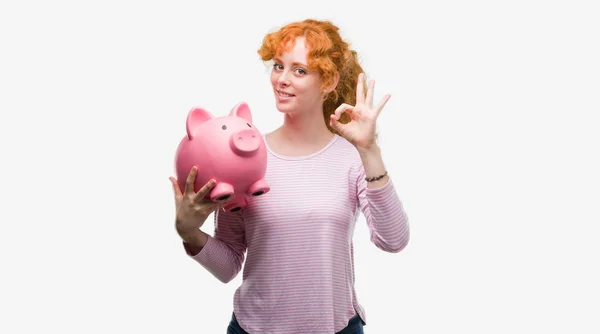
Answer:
[{"left": 1, "top": 0, "right": 599, "bottom": 333}]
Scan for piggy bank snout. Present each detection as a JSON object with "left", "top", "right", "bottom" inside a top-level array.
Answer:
[{"left": 230, "top": 129, "right": 260, "bottom": 156}]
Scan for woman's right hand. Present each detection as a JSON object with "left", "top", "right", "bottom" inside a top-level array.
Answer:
[{"left": 169, "top": 166, "right": 230, "bottom": 242}]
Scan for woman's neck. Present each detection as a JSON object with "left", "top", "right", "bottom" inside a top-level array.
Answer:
[
  {"left": 279, "top": 112, "right": 332, "bottom": 143},
  {"left": 267, "top": 110, "right": 335, "bottom": 157}
]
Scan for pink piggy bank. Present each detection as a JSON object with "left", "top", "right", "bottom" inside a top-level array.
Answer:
[{"left": 174, "top": 101, "right": 270, "bottom": 212}]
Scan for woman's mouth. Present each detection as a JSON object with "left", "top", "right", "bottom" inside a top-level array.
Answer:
[{"left": 277, "top": 90, "right": 295, "bottom": 98}]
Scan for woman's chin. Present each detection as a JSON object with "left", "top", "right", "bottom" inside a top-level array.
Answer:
[{"left": 275, "top": 102, "right": 294, "bottom": 113}]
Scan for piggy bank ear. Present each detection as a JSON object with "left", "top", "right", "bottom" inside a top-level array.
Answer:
[
  {"left": 229, "top": 101, "right": 252, "bottom": 123},
  {"left": 186, "top": 106, "right": 214, "bottom": 139}
]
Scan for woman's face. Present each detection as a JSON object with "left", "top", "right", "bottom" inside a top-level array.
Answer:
[{"left": 270, "top": 37, "right": 324, "bottom": 115}]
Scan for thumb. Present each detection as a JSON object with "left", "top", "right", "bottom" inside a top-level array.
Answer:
[
  {"left": 170, "top": 177, "right": 182, "bottom": 196},
  {"left": 329, "top": 114, "right": 343, "bottom": 131},
  {"left": 170, "top": 177, "right": 184, "bottom": 207}
]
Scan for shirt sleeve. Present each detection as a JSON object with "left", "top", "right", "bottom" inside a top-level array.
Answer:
[
  {"left": 184, "top": 209, "right": 247, "bottom": 283},
  {"left": 356, "top": 163, "right": 410, "bottom": 253}
]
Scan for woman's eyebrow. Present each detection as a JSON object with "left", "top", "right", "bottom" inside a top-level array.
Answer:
[{"left": 273, "top": 57, "right": 308, "bottom": 67}]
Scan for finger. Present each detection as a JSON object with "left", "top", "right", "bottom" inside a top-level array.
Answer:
[
  {"left": 375, "top": 94, "right": 392, "bottom": 116},
  {"left": 200, "top": 202, "right": 221, "bottom": 216},
  {"left": 184, "top": 166, "right": 198, "bottom": 195},
  {"left": 329, "top": 114, "right": 339, "bottom": 129},
  {"left": 356, "top": 73, "right": 366, "bottom": 105},
  {"left": 205, "top": 201, "right": 221, "bottom": 211},
  {"left": 333, "top": 103, "right": 354, "bottom": 121},
  {"left": 365, "top": 80, "right": 375, "bottom": 107},
  {"left": 215, "top": 196, "right": 234, "bottom": 208},
  {"left": 194, "top": 179, "right": 217, "bottom": 203},
  {"left": 329, "top": 113, "right": 347, "bottom": 133},
  {"left": 169, "top": 176, "right": 183, "bottom": 197}
]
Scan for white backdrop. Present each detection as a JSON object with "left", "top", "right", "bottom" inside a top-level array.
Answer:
[{"left": 1, "top": 0, "right": 599, "bottom": 333}]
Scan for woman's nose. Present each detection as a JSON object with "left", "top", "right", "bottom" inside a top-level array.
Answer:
[{"left": 277, "top": 71, "right": 290, "bottom": 86}]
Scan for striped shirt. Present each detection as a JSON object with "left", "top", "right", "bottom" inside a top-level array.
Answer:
[{"left": 185, "top": 134, "right": 410, "bottom": 333}]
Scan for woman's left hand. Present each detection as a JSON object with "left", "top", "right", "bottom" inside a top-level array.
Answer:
[{"left": 329, "top": 73, "right": 391, "bottom": 152}]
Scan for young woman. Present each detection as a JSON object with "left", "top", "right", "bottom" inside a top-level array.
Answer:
[{"left": 169, "top": 19, "right": 410, "bottom": 334}]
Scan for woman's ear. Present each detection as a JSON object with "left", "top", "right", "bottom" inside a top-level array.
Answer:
[{"left": 330, "top": 72, "right": 340, "bottom": 91}]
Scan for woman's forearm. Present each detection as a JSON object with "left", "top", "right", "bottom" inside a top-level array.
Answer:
[
  {"left": 358, "top": 145, "right": 389, "bottom": 189},
  {"left": 181, "top": 229, "right": 209, "bottom": 256}
]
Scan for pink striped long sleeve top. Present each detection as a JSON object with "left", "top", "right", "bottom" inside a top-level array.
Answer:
[{"left": 185, "top": 134, "right": 409, "bottom": 333}]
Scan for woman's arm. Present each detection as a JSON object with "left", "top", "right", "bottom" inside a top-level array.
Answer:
[
  {"left": 183, "top": 209, "right": 247, "bottom": 283},
  {"left": 356, "top": 145, "right": 410, "bottom": 253}
]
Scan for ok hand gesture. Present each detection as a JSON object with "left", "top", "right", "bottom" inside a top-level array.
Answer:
[{"left": 329, "top": 73, "right": 391, "bottom": 152}]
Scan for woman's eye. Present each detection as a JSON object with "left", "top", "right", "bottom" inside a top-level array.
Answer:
[
  {"left": 296, "top": 68, "right": 306, "bottom": 75},
  {"left": 273, "top": 63, "right": 283, "bottom": 71}
]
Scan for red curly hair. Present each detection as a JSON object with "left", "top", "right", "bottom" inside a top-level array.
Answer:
[{"left": 257, "top": 19, "right": 367, "bottom": 135}]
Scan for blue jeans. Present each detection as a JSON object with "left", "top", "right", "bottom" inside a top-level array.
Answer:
[{"left": 227, "top": 312, "right": 365, "bottom": 334}]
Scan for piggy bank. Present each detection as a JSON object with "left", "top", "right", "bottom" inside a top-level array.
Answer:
[{"left": 174, "top": 101, "right": 270, "bottom": 212}]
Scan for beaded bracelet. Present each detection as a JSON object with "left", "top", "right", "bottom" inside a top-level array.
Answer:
[{"left": 365, "top": 170, "right": 388, "bottom": 182}]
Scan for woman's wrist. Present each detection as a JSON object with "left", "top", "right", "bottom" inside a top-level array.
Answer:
[
  {"left": 357, "top": 145, "right": 389, "bottom": 188},
  {"left": 181, "top": 229, "right": 208, "bottom": 255}
]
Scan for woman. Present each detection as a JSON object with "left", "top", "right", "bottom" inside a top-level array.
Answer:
[{"left": 169, "top": 19, "right": 410, "bottom": 333}]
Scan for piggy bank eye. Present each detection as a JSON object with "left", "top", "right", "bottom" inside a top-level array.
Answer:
[
  {"left": 222, "top": 125, "right": 227, "bottom": 130},
  {"left": 246, "top": 123, "right": 251, "bottom": 127}
]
